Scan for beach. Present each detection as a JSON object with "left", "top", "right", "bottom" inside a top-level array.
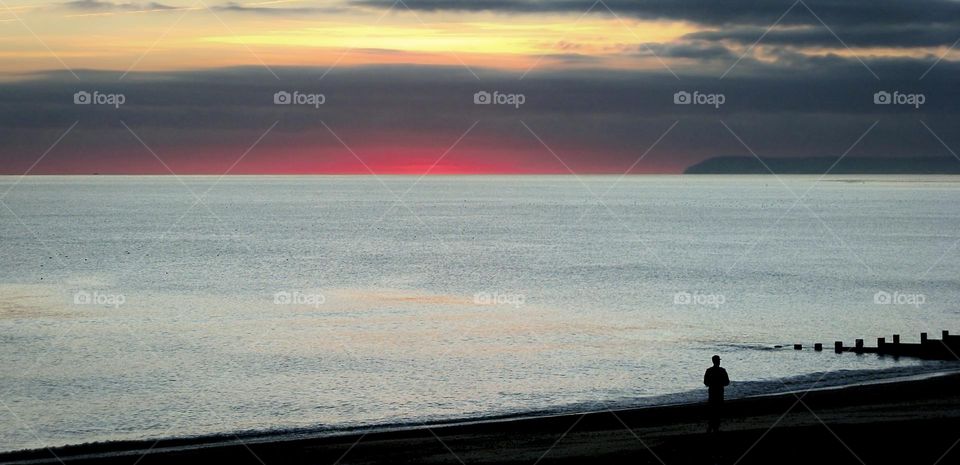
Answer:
[
  {"left": 2, "top": 177, "right": 959, "bottom": 461},
  {"left": 5, "top": 0, "right": 960, "bottom": 462},
  {"left": 3, "top": 176, "right": 959, "bottom": 451},
  {"left": 3, "top": 371, "right": 957, "bottom": 465}
]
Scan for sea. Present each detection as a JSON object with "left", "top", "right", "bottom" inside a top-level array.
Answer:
[{"left": 1, "top": 175, "right": 959, "bottom": 452}]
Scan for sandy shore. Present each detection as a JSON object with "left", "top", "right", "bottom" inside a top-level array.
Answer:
[{"left": 2, "top": 372, "right": 959, "bottom": 465}]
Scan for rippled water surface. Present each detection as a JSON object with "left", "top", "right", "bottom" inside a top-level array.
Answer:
[{"left": 1, "top": 175, "right": 959, "bottom": 451}]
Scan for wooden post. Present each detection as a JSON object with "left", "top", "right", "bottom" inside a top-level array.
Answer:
[
  {"left": 855, "top": 339, "right": 864, "bottom": 354},
  {"left": 794, "top": 344, "right": 802, "bottom": 350},
  {"left": 944, "top": 330, "right": 950, "bottom": 339},
  {"left": 877, "top": 337, "right": 886, "bottom": 354},
  {"left": 921, "top": 332, "right": 928, "bottom": 344},
  {"left": 814, "top": 343, "right": 823, "bottom": 351},
  {"left": 893, "top": 334, "right": 900, "bottom": 345},
  {"left": 835, "top": 341, "right": 843, "bottom": 353}
]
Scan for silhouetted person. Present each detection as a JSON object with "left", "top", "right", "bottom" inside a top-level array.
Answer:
[{"left": 703, "top": 355, "right": 729, "bottom": 433}]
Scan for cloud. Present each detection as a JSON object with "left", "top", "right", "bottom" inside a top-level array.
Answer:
[
  {"left": 686, "top": 24, "right": 960, "bottom": 49},
  {"left": 61, "top": 0, "right": 177, "bottom": 11},
  {"left": 346, "top": 1, "right": 960, "bottom": 66},
  {"left": 634, "top": 42, "right": 738, "bottom": 61},
  {"left": 212, "top": 1, "right": 349, "bottom": 15},
  {"left": 1, "top": 54, "right": 958, "bottom": 174},
  {"left": 352, "top": 0, "right": 960, "bottom": 28},
  {"left": 60, "top": 0, "right": 348, "bottom": 15}
]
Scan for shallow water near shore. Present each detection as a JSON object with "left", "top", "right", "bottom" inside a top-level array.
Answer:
[{"left": 1, "top": 175, "right": 959, "bottom": 451}]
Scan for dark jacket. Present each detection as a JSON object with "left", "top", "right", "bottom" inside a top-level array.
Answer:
[{"left": 703, "top": 366, "right": 730, "bottom": 402}]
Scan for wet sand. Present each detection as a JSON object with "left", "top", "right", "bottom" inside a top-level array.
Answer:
[{"left": 2, "top": 372, "right": 958, "bottom": 465}]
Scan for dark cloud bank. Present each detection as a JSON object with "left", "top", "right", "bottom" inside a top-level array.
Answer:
[
  {"left": 6, "top": 0, "right": 960, "bottom": 173},
  {"left": 2, "top": 57, "right": 958, "bottom": 173}
]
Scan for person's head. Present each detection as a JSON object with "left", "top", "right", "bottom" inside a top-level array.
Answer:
[{"left": 712, "top": 355, "right": 721, "bottom": 367}]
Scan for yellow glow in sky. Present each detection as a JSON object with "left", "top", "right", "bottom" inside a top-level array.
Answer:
[
  {"left": 0, "top": 2, "right": 945, "bottom": 76},
  {"left": 202, "top": 20, "right": 693, "bottom": 57},
  {"left": 0, "top": 3, "right": 695, "bottom": 74}
]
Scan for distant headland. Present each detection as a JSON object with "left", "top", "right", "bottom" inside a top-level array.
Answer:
[{"left": 684, "top": 156, "right": 960, "bottom": 174}]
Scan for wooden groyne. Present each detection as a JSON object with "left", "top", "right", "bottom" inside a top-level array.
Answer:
[{"left": 792, "top": 330, "right": 960, "bottom": 361}]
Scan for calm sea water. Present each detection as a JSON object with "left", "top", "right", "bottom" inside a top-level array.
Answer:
[{"left": 1, "top": 175, "right": 959, "bottom": 451}]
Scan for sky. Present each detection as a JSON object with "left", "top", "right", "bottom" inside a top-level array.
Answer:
[{"left": 1, "top": 0, "right": 959, "bottom": 174}]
